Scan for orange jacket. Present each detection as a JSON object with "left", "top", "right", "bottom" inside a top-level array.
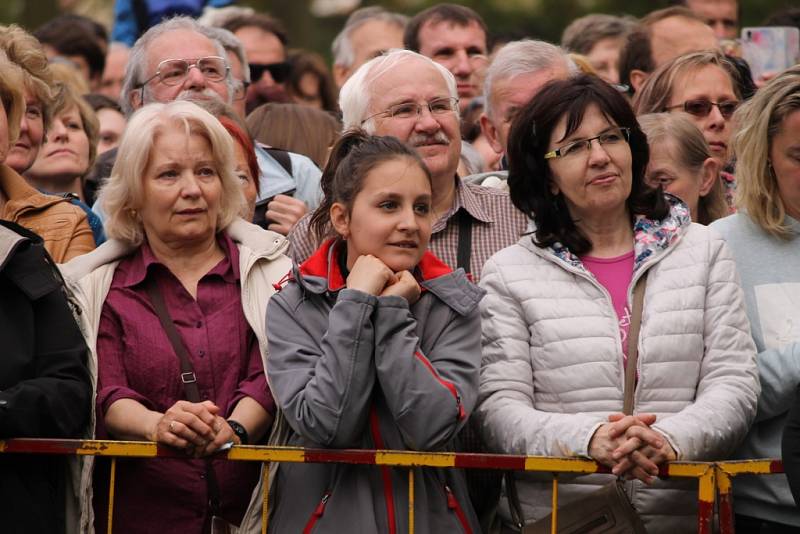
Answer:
[{"left": 0, "top": 164, "right": 95, "bottom": 262}]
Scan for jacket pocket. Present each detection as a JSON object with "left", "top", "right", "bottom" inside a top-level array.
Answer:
[
  {"left": 444, "top": 484, "right": 473, "bottom": 534},
  {"left": 302, "top": 491, "right": 331, "bottom": 534}
]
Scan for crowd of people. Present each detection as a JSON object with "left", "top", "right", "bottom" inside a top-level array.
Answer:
[{"left": 0, "top": 0, "right": 799, "bottom": 533}]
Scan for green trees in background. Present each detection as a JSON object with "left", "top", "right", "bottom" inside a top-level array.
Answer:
[{"left": 1, "top": 0, "right": 794, "bottom": 58}]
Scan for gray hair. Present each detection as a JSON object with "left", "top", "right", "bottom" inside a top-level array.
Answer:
[
  {"left": 483, "top": 40, "right": 578, "bottom": 119},
  {"left": 561, "top": 14, "right": 636, "bottom": 56},
  {"left": 203, "top": 25, "right": 250, "bottom": 85},
  {"left": 120, "top": 16, "right": 233, "bottom": 116},
  {"left": 339, "top": 49, "right": 458, "bottom": 133},
  {"left": 331, "top": 7, "right": 408, "bottom": 68}
]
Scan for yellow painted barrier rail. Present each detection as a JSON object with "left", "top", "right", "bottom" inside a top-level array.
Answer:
[
  {"left": 0, "top": 439, "right": 724, "bottom": 533},
  {"left": 715, "top": 460, "right": 785, "bottom": 534}
]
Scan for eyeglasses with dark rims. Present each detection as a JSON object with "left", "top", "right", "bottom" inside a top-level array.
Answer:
[{"left": 544, "top": 127, "right": 631, "bottom": 160}]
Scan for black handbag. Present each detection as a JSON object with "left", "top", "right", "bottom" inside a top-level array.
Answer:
[{"left": 505, "top": 273, "right": 650, "bottom": 534}]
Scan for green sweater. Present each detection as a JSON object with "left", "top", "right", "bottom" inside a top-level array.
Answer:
[{"left": 711, "top": 213, "right": 800, "bottom": 526}]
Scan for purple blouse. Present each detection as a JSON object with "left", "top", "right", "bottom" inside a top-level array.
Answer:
[{"left": 93, "top": 233, "right": 274, "bottom": 533}]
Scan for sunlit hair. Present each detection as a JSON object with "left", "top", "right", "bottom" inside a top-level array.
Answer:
[
  {"left": 561, "top": 14, "right": 636, "bottom": 56},
  {"left": 332, "top": 6, "right": 408, "bottom": 68},
  {"left": 732, "top": 65, "right": 800, "bottom": 239},
  {"left": 309, "top": 128, "right": 431, "bottom": 245},
  {"left": 483, "top": 39, "right": 578, "bottom": 120},
  {"left": 0, "top": 52, "right": 24, "bottom": 143},
  {"left": 99, "top": 101, "right": 244, "bottom": 245},
  {"left": 246, "top": 102, "right": 341, "bottom": 168},
  {"left": 507, "top": 74, "right": 667, "bottom": 255},
  {"left": 120, "top": 16, "right": 232, "bottom": 116},
  {"left": 632, "top": 50, "right": 743, "bottom": 115},
  {"left": 638, "top": 112, "right": 728, "bottom": 225},
  {"left": 339, "top": 49, "right": 457, "bottom": 133},
  {"left": 0, "top": 24, "right": 59, "bottom": 129}
]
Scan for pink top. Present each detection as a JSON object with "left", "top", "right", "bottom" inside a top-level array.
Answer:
[
  {"left": 581, "top": 251, "right": 635, "bottom": 366},
  {"left": 93, "top": 233, "right": 274, "bottom": 533}
]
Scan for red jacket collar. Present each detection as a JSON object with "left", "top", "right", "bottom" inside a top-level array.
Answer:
[{"left": 298, "top": 238, "right": 453, "bottom": 292}]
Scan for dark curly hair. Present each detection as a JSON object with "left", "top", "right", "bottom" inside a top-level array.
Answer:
[{"left": 507, "top": 74, "right": 667, "bottom": 255}]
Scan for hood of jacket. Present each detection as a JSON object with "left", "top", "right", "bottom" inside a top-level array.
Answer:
[
  {"left": 519, "top": 193, "right": 692, "bottom": 274},
  {"left": 291, "top": 238, "right": 485, "bottom": 317}
]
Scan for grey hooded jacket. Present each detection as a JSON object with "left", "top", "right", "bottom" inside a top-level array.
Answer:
[{"left": 266, "top": 239, "right": 485, "bottom": 533}]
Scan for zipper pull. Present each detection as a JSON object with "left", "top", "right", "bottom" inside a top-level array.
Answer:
[
  {"left": 313, "top": 492, "right": 331, "bottom": 517},
  {"left": 445, "top": 485, "right": 457, "bottom": 509}
]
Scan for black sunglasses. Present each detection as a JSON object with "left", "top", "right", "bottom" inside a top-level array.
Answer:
[
  {"left": 249, "top": 62, "right": 291, "bottom": 83},
  {"left": 668, "top": 98, "right": 739, "bottom": 120}
]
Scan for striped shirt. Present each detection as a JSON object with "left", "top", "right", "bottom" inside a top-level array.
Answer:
[{"left": 288, "top": 177, "right": 529, "bottom": 281}]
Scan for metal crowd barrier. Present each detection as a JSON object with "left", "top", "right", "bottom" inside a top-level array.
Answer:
[
  {"left": 0, "top": 439, "right": 724, "bottom": 533},
  {"left": 715, "top": 460, "right": 785, "bottom": 534}
]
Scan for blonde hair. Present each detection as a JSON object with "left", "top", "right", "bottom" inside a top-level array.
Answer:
[
  {"left": 0, "top": 24, "right": 60, "bottom": 129},
  {"left": 638, "top": 112, "right": 728, "bottom": 225},
  {"left": 0, "top": 52, "right": 25, "bottom": 144},
  {"left": 732, "top": 65, "right": 800, "bottom": 239},
  {"left": 99, "top": 101, "right": 244, "bottom": 246},
  {"left": 632, "top": 50, "right": 742, "bottom": 115}
]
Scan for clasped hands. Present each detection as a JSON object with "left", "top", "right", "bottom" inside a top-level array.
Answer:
[
  {"left": 151, "top": 400, "right": 238, "bottom": 458},
  {"left": 588, "top": 412, "right": 676, "bottom": 485},
  {"left": 346, "top": 255, "right": 421, "bottom": 304}
]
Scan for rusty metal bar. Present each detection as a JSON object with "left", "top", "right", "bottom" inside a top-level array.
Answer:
[
  {"left": 262, "top": 462, "right": 269, "bottom": 534},
  {"left": 717, "top": 467, "right": 734, "bottom": 534},
  {"left": 696, "top": 465, "right": 716, "bottom": 534},
  {"left": 551, "top": 475, "right": 559, "bottom": 534},
  {"left": 107, "top": 457, "right": 117, "bottom": 534},
  {"left": 408, "top": 468, "right": 415, "bottom": 534}
]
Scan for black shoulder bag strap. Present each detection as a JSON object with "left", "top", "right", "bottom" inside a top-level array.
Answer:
[
  {"left": 144, "top": 276, "right": 222, "bottom": 518},
  {"left": 457, "top": 209, "right": 473, "bottom": 274}
]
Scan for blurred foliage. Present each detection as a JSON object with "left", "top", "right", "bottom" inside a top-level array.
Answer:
[{"left": 0, "top": 0, "right": 796, "bottom": 58}]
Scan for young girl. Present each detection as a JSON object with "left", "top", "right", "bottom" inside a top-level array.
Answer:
[{"left": 266, "top": 130, "right": 483, "bottom": 533}]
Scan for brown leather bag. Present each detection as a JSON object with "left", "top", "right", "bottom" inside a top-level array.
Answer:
[{"left": 506, "top": 273, "right": 650, "bottom": 534}]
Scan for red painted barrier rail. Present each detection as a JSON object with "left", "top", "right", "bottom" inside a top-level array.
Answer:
[{"left": 0, "top": 439, "right": 724, "bottom": 534}]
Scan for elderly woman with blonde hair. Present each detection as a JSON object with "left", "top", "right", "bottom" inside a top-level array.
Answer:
[
  {"left": 711, "top": 65, "right": 800, "bottom": 532},
  {"left": 61, "top": 100, "right": 291, "bottom": 533}
]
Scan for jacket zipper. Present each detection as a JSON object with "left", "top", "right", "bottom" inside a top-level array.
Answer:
[
  {"left": 370, "top": 406, "right": 397, "bottom": 534},
  {"left": 414, "top": 351, "right": 465, "bottom": 420},
  {"left": 444, "top": 484, "right": 473, "bottom": 534},
  {"left": 302, "top": 491, "right": 331, "bottom": 534}
]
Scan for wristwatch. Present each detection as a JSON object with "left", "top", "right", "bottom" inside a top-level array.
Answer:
[{"left": 227, "top": 419, "right": 249, "bottom": 445}]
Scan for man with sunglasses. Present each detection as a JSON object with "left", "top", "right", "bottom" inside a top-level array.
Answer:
[{"left": 223, "top": 13, "right": 291, "bottom": 115}]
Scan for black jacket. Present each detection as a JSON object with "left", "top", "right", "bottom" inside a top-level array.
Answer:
[{"left": 0, "top": 220, "right": 92, "bottom": 533}]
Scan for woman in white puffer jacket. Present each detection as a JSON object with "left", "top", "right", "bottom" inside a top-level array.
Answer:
[{"left": 476, "top": 74, "right": 759, "bottom": 533}]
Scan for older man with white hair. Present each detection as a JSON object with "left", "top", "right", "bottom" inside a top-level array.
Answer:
[
  {"left": 467, "top": 40, "right": 577, "bottom": 188},
  {"left": 290, "top": 49, "right": 526, "bottom": 281}
]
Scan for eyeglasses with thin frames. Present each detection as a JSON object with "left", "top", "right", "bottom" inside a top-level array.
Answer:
[
  {"left": 666, "top": 99, "right": 739, "bottom": 120},
  {"left": 138, "top": 56, "right": 230, "bottom": 101},
  {"left": 361, "top": 97, "right": 459, "bottom": 125},
  {"left": 544, "top": 127, "right": 631, "bottom": 160}
]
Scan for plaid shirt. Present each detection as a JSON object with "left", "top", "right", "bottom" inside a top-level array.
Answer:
[{"left": 287, "top": 178, "right": 528, "bottom": 281}]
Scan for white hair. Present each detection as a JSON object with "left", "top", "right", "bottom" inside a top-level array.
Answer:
[
  {"left": 331, "top": 7, "right": 408, "bottom": 68},
  {"left": 99, "top": 100, "right": 244, "bottom": 246},
  {"left": 120, "top": 16, "right": 233, "bottom": 116},
  {"left": 483, "top": 39, "right": 578, "bottom": 119},
  {"left": 339, "top": 49, "right": 458, "bottom": 132},
  {"left": 203, "top": 26, "right": 250, "bottom": 84}
]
